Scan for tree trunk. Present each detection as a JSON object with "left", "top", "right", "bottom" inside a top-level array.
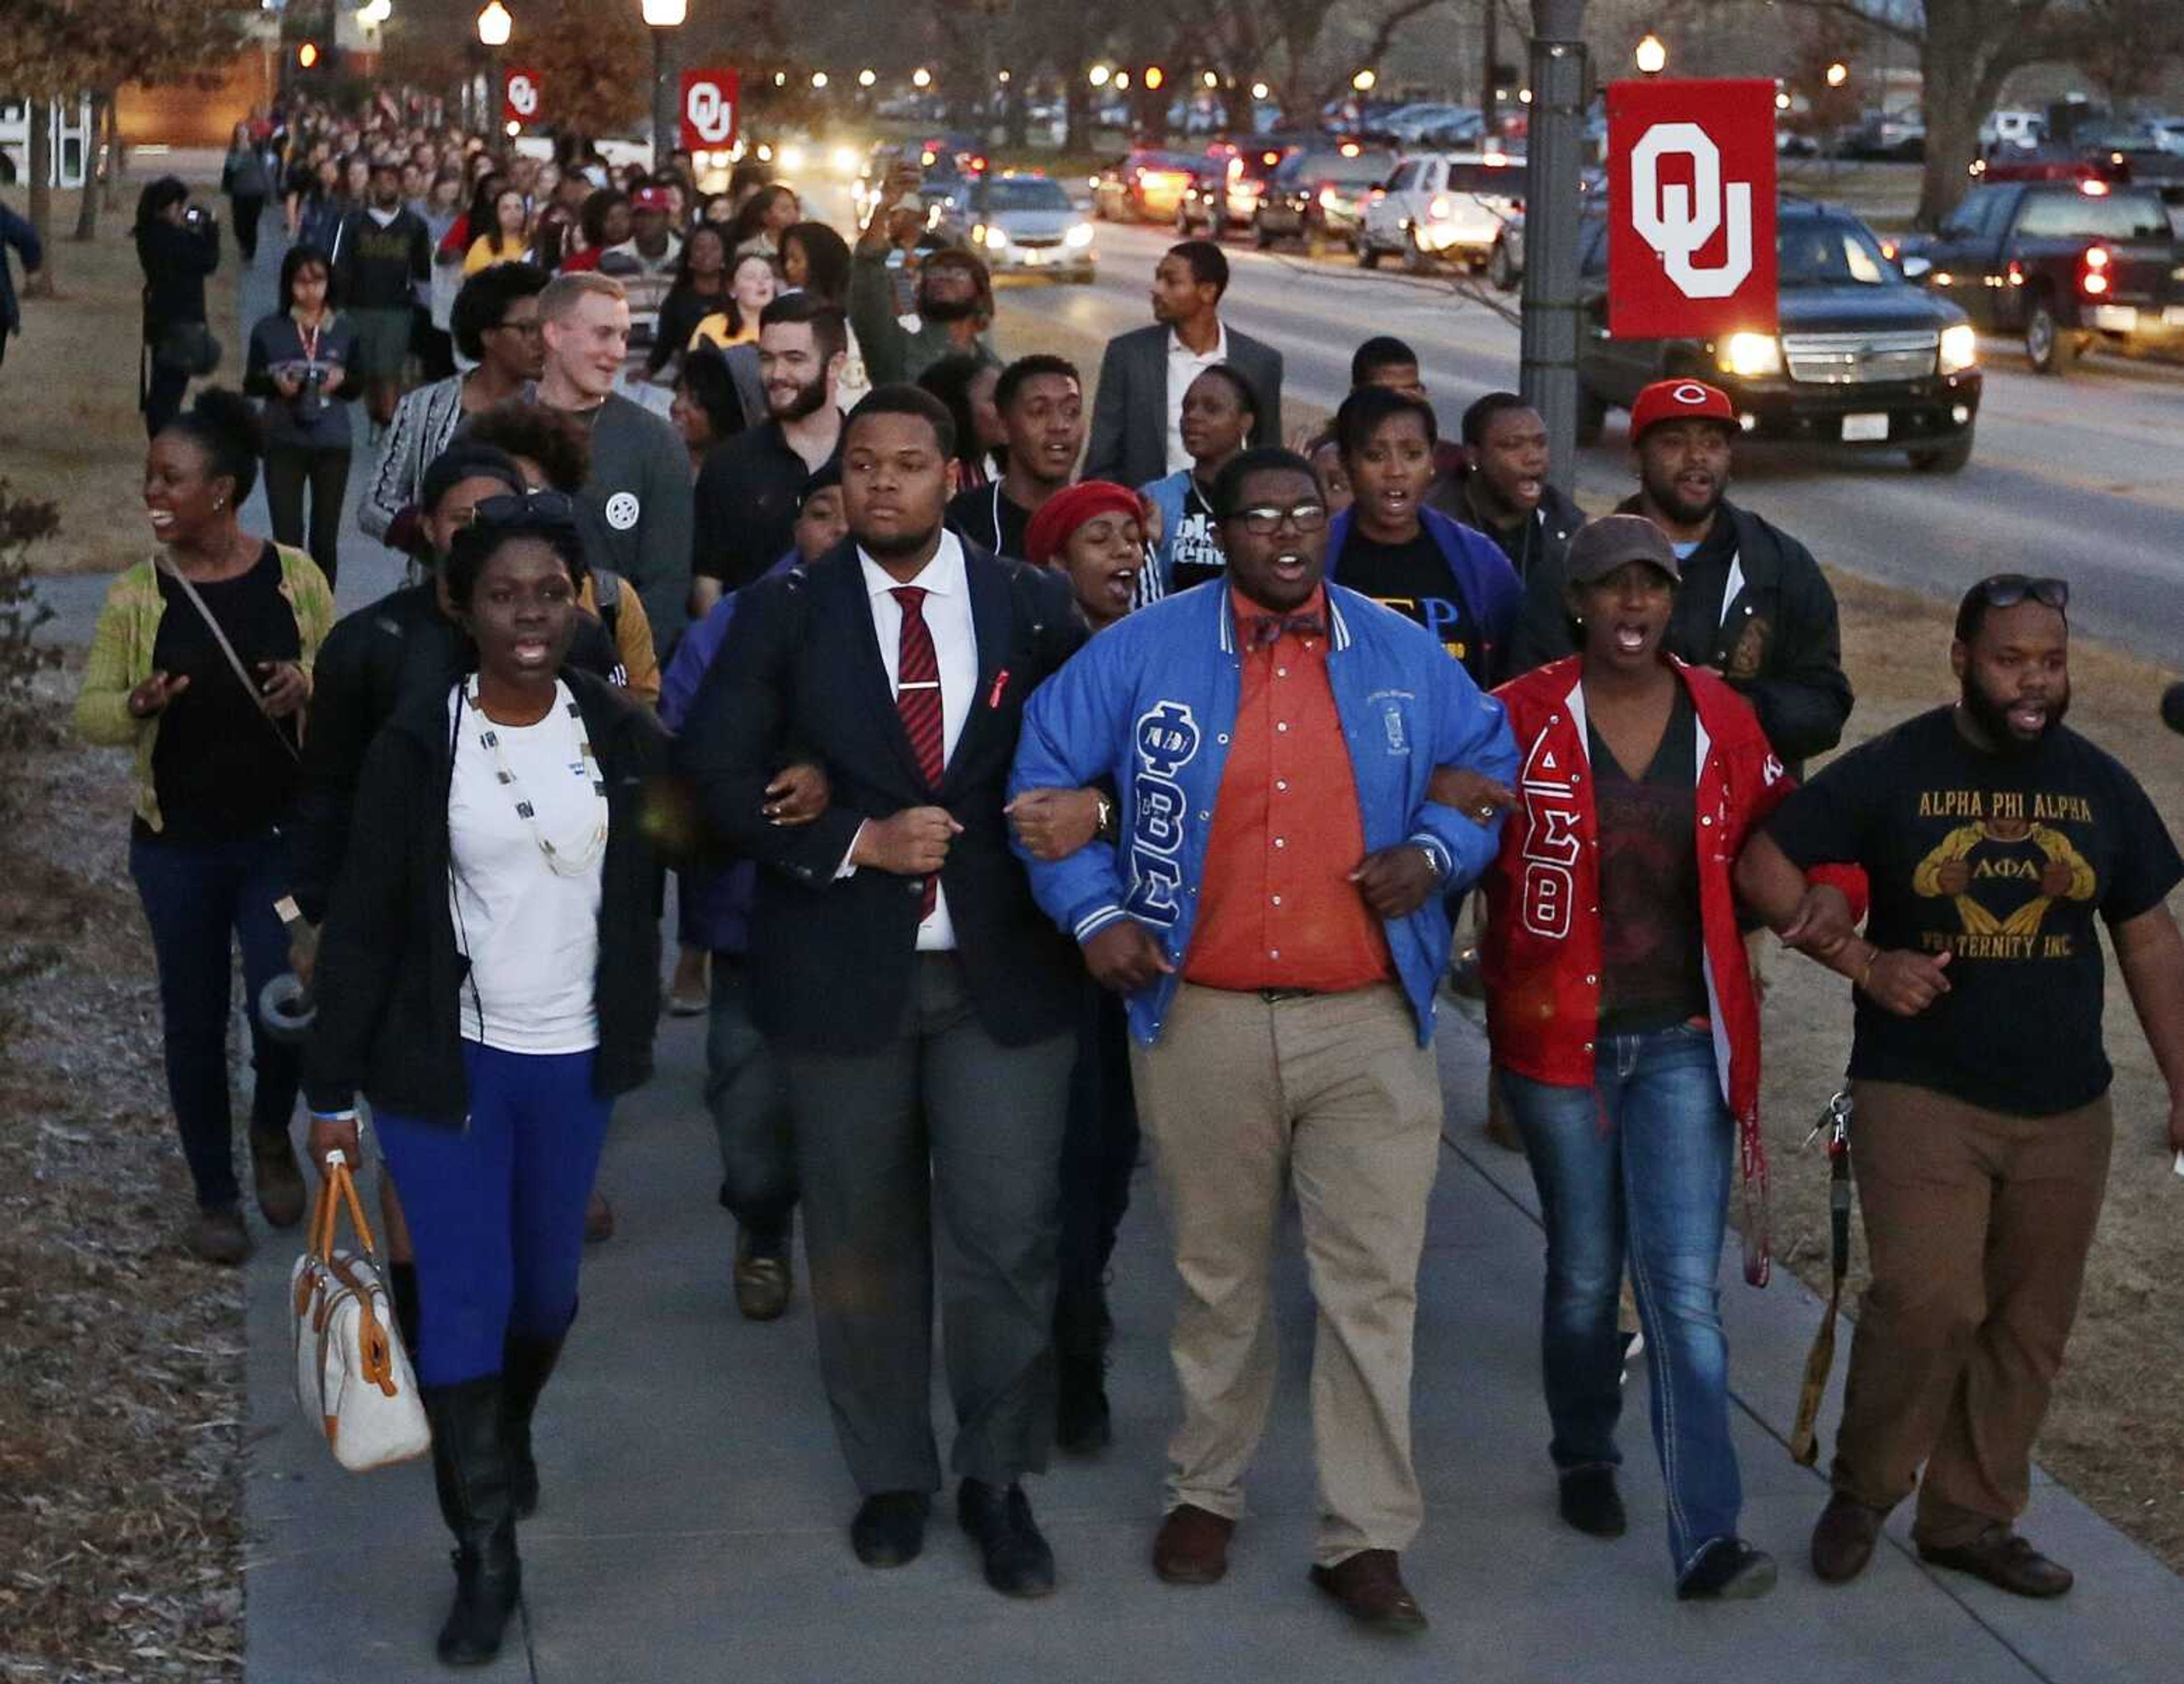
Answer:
[
  {"left": 25, "top": 101, "right": 56, "bottom": 296},
  {"left": 73, "top": 95, "right": 105, "bottom": 242},
  {"left": 102, "top": 96, "right": 125, "bottom": 209},
  {"left": 1917, "top": 3, "right": 2021, "bottom": 229}
]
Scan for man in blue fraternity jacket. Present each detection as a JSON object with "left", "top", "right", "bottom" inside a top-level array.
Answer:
[{"left": 1008, "top": 446, "right": 1516, "bottom": 1633}]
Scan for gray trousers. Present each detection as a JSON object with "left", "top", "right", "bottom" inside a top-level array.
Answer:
[
  {"left": 779, "top": 953, "right": 1076, "bottom": 1495},
  {"left": 705, "top": 956, "right": 795, "bottom": 1239}
]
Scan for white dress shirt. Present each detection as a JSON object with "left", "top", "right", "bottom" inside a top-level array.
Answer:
[
  {"left": 843, "top": 533, "right": 977, "bottom": 950},
  {"left": 1163, "top": 321, "right": 1231, "bottom": 476}
]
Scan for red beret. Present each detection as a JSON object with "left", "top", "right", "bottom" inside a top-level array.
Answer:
[{"left": 1024, "top": 480, "right": 1142, "bottom": 568}]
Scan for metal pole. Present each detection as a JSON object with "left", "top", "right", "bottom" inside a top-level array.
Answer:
[
  {"left": 1520, "top": 0, "right": 1588, "bottom": 494},
  {"left": 652, "top": 30, "right": 672, "bottom": 170},
  {"left": 1481, "top": 0, "right": 1500, "bottom": 140}
]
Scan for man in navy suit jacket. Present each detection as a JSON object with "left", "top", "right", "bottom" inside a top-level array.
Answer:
[{"left": 679, "top": 385, "right": 1086, "bottom": 1599}]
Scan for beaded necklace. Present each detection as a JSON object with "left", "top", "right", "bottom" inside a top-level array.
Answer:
[{"left": 460, "top": 675, "right": 608, "bottom": 875}]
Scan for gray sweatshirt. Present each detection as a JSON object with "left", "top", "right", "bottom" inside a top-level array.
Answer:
[{"left": 562, "top": 392, "right": 692, "bottom": 658}]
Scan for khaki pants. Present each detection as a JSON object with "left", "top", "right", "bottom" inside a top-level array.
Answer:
[
  {"left": 1131, "top": 982, "right": 1442, "bottom": 1565},
  {"left": 1831, "top": 1081, "right": 2112, "bottom": 1548}
]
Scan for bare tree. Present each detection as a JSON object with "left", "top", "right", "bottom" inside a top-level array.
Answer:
[{"left": 2051, "top": 0, "right": 2184, "bottom": 106}]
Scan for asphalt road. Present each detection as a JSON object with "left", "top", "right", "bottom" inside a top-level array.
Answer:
[{"left": 1004, "top": 218, "right": 2184, "bottom": 669}]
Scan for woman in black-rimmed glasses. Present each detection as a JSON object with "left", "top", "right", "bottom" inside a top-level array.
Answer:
[{"left": 299, "top": 499, "right": 666, "bottom": 1667}]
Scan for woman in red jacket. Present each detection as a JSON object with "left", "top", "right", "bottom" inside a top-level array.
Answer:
[{"left": 1483, "top": 515, "right": 1858, "bottom": 1603}]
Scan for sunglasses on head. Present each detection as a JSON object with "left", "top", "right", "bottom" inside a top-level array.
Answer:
[
  {"left": 1974, "top": 574, "right": 2068, "bottom": 613},
  {"left": 464, "top": 490, "right": 580, "bottom": 532}
]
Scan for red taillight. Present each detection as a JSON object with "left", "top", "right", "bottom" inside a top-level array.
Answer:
[{"left": 2082, "top": 245, "right": 2111, "bottom": 295}]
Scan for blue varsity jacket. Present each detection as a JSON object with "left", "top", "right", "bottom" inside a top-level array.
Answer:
[{"left": 1010, "top": 580, "right": 1519, "bottom": 1047}]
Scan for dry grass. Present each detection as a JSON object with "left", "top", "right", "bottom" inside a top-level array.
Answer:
[
  {"left": 3, "top": 187, "right": 241, "bottom": 577},
  {"left": 0, "top": 667, "right": 245, "bottom": 1684}
]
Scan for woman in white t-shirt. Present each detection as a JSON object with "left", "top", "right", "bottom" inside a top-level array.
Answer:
[{"left": 302, "top": 495, "right": 665, "bottom": 1668}]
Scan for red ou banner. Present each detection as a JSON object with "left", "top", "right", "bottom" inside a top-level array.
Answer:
[
  {"left": 679, "top": 68, "right": 741, "bottom": 151},
  {"left": 1607, "top": 78, "right": 1777, "bottom": 339},
  {"left": 502, "top": 67, "right": 543, "bottom": 129}
]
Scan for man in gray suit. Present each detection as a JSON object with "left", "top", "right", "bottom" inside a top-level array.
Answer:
[{"left": 1083, "top": 241, "right": 1283, "bottom": 492}]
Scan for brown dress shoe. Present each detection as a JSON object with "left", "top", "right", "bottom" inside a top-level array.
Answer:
[
  {"left": 251, "top": 1132, "right": 308, "bottom": 1230},
  {"left": 1811, "top": 1491, "right": 1887, "bottom": 1584},
  {"left": 1309, "top": 1549, "right": 1428, "bottom": 1633},
  {"left": 189, "top": 1205, "right": 253, "bottom": 1266},
  {"left": 1152, "top": 1504, "right": 1235, "bottom": 1585},
  {"left": 1917, "top": 1526, "right": 2073, "bottom": 1598}
]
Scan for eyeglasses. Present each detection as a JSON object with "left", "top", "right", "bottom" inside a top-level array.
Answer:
[
  {"left": 465, "top": 490, "right": 580, "bottom": 532},
  {"left": 1231, "top": 502, "right": 1330, "bottom": 536},
  {"left": 1973, "top": 574, "right": 2068, "bottom": 612}
]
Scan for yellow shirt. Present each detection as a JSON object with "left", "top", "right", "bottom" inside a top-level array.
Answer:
[
  {"left": 464, "top": 234, "right": 530, "bottom": 275},
  {"left": 688, "top": 311, "right": 758, "bottom": 353}
]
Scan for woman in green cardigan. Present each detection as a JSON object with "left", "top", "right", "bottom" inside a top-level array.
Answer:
[{"left": 75, "top": 388, "right": 335, "bottom": 1264}]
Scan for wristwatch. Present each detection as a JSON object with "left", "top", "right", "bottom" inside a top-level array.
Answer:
[
  {"left": 1412, "top": 844, "right": 1445, "bottom": 880},
  {"left": 1094, "top": 792, "right": 1116, "bottom": 842}
]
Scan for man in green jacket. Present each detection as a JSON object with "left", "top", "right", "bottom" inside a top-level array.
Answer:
[{"left": 850, "top": 163, "right": 999, "bottom": 387}]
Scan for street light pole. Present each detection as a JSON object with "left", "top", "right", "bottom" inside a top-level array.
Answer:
[
  {"left": 1520, "top": 0, "right": 1589, "bottom": 495},
  {"left": 642, "top": 0, "right": 687, "bottom": 170}
]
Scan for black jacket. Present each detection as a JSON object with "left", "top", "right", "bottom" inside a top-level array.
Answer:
[
  {"left": 303, "top": 668, "right": 665, "bottom": 1122},
  {"left": 1507, "top": 496, "right": 1853, "bottom": 769},
  {"left": 291, "top": 584, "right": 626, "bottom": 922},
  {"left": 1442, "top": 469, "right": 1586, "bottom": 594},
  {"left": 675, "top": 539, "right": 1087, "bottom": 1055},
  {"left": 135, "top": 218, "right": 220, "bottom": 337}
]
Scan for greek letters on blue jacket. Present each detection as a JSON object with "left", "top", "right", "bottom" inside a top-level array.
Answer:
[
  {"left": 1010, "top": 580, "right": 1520, "bottom": 1048},
  {"left": 1324, "top": 505, "right": 1524, "bottom": 686}
]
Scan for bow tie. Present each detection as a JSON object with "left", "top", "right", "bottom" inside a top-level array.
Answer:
[{"left": 1245, "top": 612, "right": 1326, "bottom": 649}]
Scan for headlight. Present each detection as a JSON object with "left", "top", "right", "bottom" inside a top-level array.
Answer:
[
  {"left": 1065, "top": 222, "right": 1094, "bottom": 249},
  {"left": 1938, "top": 322, "right": 1978, "bottom": 374},
  {"left": 1718, "top": 332, "right": 1783, "bottom": 378},
  {"left": 830, "top": 145, "right": 859, "bottom": 177},
  {"left": 978, "top": 224, "right": 1009, "bottom": 250},
  {"left": 778, "top": 143, "right": 805, "bottom": 172}
]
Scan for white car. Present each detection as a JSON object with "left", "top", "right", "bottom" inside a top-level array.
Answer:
[
  {"left": 1357, "top": 151, "right": 1524, "bottom": 275},
  {"left": 1979, "top": 109, "right": 2047, "bottom": 152}
]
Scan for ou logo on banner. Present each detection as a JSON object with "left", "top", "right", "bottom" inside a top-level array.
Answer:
[
  {"left": 686, "top": 82, "right": 733, "bottom": 144},
  {"left": 1606, "top": 78, "right": 1777, "bottom": 340},
  {"left": 1630, "top": 124, "right": 1751, "bottom": 298},
  {"left": 679, "top": 68, "right": 742, "bottom": 151},
  {"left": 506, "top": 73, "right": 539, "bottom": 119}
]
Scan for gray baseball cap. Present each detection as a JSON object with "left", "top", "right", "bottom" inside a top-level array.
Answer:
[{"left": 1563, "top": 514, "right": 1680, "bottom": 586}]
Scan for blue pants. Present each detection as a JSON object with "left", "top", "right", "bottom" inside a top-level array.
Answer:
[
  {"left": 374, "top": 1042, "right": 613, "bottom": 1387},
  {"left": 1499, "top": 1025, "right": 1742, "bottom": 1578},
  {"left": 128, "top": 829, "right": 299, "bottom": 1211}
]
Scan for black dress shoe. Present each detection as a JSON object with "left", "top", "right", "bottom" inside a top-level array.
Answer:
[
  {"left": 957, "top": 1479, "right": 1056, "bottom": 1599},
  {"left": 851, "top": 1491, "right": 930, "bottom": 1568},
  {"left": 1557, "top": 1467, "right": 1628, "bottom": 1538},
  {"left": 1677, "top": 1538, "right": 1778, "bottom": 1602},
  {"left": 1918, "top": 1527, "right": 2073, "bottom": 1598},
  {"left": 1055, "top": 1351, "right": 1112, "bottom": 1455}
]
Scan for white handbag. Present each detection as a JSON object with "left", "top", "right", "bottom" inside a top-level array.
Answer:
[{"left": 289, "top": 1151, "right": 431, "bottom": 1472}]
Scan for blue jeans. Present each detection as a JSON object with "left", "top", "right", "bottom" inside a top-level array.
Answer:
[
  {"left": 374, "top": 1042, "right": 613, "bottom": 1387},
  {"left": 1500, "top": 1025, "right": 1741, "bottom": 1577},
  {"left": 705, "top": 956, "right": 795, "bottom": 1243},
  {"left": 128, "top": 829, "right": 299, "bottom": 1211}
]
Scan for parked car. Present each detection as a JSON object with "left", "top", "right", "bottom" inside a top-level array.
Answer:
[
  {"left": 1356, "top": 151, "right": 1524, "bottom": 276},
  {"left": 1090, "top": 150, "right": 1218, "bottom": 224},
  {"left": 1576, "top": 199, "right": 1983, "bottom": 472},
  {"left": 940, "top": 172, "right": 1096, "bottom": 284},
  {"left": 1175, "top": 140, "right": 1303, "bottom": 239},
  {"left": 1374, "top": 104, "right": 1483, "bottom": 146},
  {"left": 1901, "top": 178, "right": 2184, "bottom": 372},
  {"left": 1845, "top": 110, "right": 1926, "bottom": 161},
  {"left": 1980, "top": 109, "right": 2048, "bottom": 153},
  {"left": 1251, "top": 143, "right": 1397, "bottom": 252}
]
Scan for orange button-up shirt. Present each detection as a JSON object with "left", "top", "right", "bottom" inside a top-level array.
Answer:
[{"left": 1183, "top": 587, "right": 1395, "bottom": 994}]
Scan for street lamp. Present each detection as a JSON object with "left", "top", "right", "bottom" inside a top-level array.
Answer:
[
  {"left": 477, "top": 3, "right": 511, "bottom": 137},
  {"left": 1635, "top": 33, "right": 1666, "bottom": 75},
  {"left": 1202, "top": 71, "right": 1219, "bottom": 89},
  {"left": 1088, "top": 65, "right": 1111, "bottom": 89},
  {"left": 641, "top": 0, "right": 685, "bottom": 171},
  {"left": 1250, "top": 81, "right": 1270, "bottom": 101},
  {"left": 1143, "top": 67, "right": 1164, "bottom": 92},
  {"left": 912, "top": 67, "right": 932, "bottom": 89},
  {"left": 858, "top": 68, "right": 876, "bottom": 88},
  {"left": 1352, "top": 69, "right": 1377, "bottom": 93},
  {"left": 810, "top": 71, "right": 829, "bottom": 89},
  {"left": 1825, "top": 60, "right": 1849, "bottom": 88}
]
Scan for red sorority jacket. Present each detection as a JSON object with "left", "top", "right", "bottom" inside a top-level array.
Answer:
[{"left": 1481, "top": 657, "right": 1866, "bottom": 1285}]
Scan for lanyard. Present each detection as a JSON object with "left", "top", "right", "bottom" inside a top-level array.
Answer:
[{"left": 295, "top": 312, "right": 324, "bottom": 365}]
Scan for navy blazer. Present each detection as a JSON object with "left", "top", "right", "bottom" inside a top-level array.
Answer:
[
  {"left": 1083, "top": 321, "right": 1284, "bottom": 491},
  {"left": 676, "top": 537, "right": 1088, "bottom": 1054}
]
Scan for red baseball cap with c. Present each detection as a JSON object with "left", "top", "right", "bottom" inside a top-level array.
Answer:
[{"left": 1628, "top": 378, "right": 1738, "bottom": 443}]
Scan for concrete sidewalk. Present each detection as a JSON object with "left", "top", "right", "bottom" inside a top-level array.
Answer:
[{"left": 238, "top": 1008, "right": 2184, "bottom": 1684}]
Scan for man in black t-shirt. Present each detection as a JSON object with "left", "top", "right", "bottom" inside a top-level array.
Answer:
[
  {"left": 1738, "top": 575, "right": 2184, "bottom": 1601},
  {"left": 944, "top": 354, "right": 1082, "bottom": 561}
]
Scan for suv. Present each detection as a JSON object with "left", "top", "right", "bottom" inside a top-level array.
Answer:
[
  {"left": 1252, "top": 144, "right": 1396, "bottom": 252},
  {"left": 1358, "top": 152, "right": 1523, "bottom": 277},
  {"left": 1575, "top": 200, "right": 1984, "bottom": 472},
  {"left": 1902, "top": 179, "right": 2184, "bottom": 372},
  {"left": 1177, "top": 140, "right": 1303, "bottom": 240}
]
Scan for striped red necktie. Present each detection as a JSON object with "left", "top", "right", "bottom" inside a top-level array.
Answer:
[{"left": 891, "top": 586, "right": 945, "bottom": 917}]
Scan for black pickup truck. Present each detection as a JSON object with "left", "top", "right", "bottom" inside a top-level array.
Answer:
[
  {"left": 1576, "top": 199, "right": 1984, "bottom": 473},
  {"left": 1901, "top": 180, "right": 2184, "bottom": 373}
]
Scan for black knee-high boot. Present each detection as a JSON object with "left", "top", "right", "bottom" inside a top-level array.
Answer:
[
  {"left": 500, "top": 1334, "right": 565, "bottom": 1519},
  {"left": 422, "top": 1377, "right": 520, "bottom": 1666}
]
